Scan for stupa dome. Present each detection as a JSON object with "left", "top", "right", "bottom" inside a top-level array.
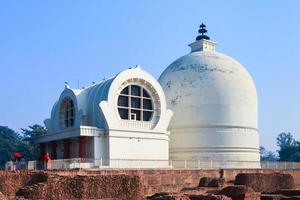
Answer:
[{"left": 158, "top": 24, "right": 259, "bottom": 166}]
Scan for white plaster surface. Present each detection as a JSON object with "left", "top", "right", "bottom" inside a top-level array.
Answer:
[{"left": 159, "top": 39, "right": 260, "bottom": 165}]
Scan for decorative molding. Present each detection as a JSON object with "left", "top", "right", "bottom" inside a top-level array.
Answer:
[
  {"left": 170, "top": 124, "right": 259, "bottom": 132},
  {"left": 35, "top": 126, "right": 105, "bottom": 143}
]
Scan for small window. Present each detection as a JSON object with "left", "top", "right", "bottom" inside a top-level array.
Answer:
[
  {"left": 59, "top": 97, "right": 75, "bottom": 128},
  {"left": 130, "top": 113, "right": 136, "bottom": 120},
  {"left": 131, "top": 109, "right": 141, "bottom": 120}
]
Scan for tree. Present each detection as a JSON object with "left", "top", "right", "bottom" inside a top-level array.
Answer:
[
  {"left": 0, "top": 126, "right": 20, "bottom": 168},
  {"left": 19, "top": 125, "right": 47, "bottom": 160},
  {"left": 0, "top": 124, "right": 47, "bottom": 168},
  {"left": 276, "top": 132, "right": 296, "bottom": 148},
  {"left": 277, "top": 132, "right": 300, "bottom": 162},
  {"left": 260, "top": 146, "right": 278, "bottom": 161}
]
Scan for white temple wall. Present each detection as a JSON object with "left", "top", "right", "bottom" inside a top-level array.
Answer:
[
  {"left": 108, "top": 130, "right": 169, "bottom": 161},
  {"left": 169, "top": 127, "right": 259, "bottom": 161},
  {"left": 94, "top": 135, "right": 109, "bottom": 160},
  {"left": 171, "top": 151, "right": 260, "bottom": 161}
]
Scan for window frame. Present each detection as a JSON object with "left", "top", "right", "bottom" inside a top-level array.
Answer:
[
  {"left": 117, "top": 85, "right": 154, "bottom": 122},
  {"left": 59, "top": 97, "right": 75, "bottom": 129}
]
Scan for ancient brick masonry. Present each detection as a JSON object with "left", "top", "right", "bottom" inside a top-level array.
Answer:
[
  {"left": 147, "top": 177, "right": 261, "bottom": 200},
  {"left": 147, "top": 172, "right": 300, "bottom": 200},
  {"left": 147, "top": 192, "right": 232, "bottom": 200},
  {"left": 0, "top": 170, "right": 143, "bottom": 200},
  {"left": 16, "top": 174, "right": 143, "bottom": 200},
  {"left": 219, "top": 185, "right": 260, "bottom": 200},
  {"left": 234, "top": 173, "right": 295, "bottom": 192},
  {"left": 0, "top": 191, "right": 6, "bottom": 200},
  {"left": 0, "top": 169, "right": 300, "bottom": 200},
  {"left": 198, "top": 177, "right": 226, "bottom": 188},
  {"left": 222, "top": 169, "right": 300, "bottom": 186},
  {"left": 0, "top": 170, "right": 48, "bottom": 198}
]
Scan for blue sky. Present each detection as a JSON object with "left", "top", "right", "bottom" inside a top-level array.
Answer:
[{"left": 0, "top": 1, "right": 299, "bottom": 152}]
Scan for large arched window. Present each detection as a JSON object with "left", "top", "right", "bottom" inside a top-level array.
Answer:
[
  {"left": 59, "top": 97, "right": 75, "bottom": 128},
  {"left": 117, "top": 85, "right": 153, "bottom": 121}
]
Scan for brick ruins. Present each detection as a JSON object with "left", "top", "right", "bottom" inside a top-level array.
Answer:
[{"left": 0, "top": 169, "right": 299, "bottom": 200}]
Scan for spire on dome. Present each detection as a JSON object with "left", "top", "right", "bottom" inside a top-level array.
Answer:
[
  {"left": 196, "top": 23, "right": 210, "bottom": 41},
  {"left": 189, "top": 23, "right": 217, "bottom": 52},
  {"left": 64, "top": 82, "right": 70, "bottom": 89}
]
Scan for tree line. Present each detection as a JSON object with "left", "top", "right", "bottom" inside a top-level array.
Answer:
[
  {"left": 260, "top": 132, "right": 300, "bottom": 162},
  {"left": 0, "top": 125, "right": 46, "bottom": 168},
  {"left": 0, "top": 125, "right": 299, "bottom": 168}
]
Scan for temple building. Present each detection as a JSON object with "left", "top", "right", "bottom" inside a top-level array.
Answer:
[
  {"left": 36, "top": 24, "right": 260, "bottom": 168},
  {"left": 35, "top": 67, "right": 173, "bottom": 168}
]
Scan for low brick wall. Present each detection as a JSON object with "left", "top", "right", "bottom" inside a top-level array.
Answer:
[
  {"left": 0, "top": 169, "right": 300, "bottom": 199},
  {"left": 71, "top": 169, "right": 300, "bottom": 195},
  {"left": 17, "top": 174, "right": 143, "bottom": 200},
  {"left": 0, "top": 170, "right": 143, "bottom": 199},
  {"left": 234, "top": 173, "right": 294, "bottom": 192},
  {"left": 222, "top": 169, "right": 300, "bottom": 186},
  {"left": 78, "top": 169, "right": 221, "bottom": 194},
  {"left": 139, "top": 169, "right": 220, "bottom": 195},
  {"left": 80, "top": 169, "right": 300, "bottom": 194}
]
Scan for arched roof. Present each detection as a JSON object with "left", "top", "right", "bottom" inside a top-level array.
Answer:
[{"left": 47, "top": 67, "right": 173, "bottom": 133}]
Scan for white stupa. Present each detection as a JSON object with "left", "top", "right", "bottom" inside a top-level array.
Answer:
[{"left": 158, "top": 24, "right": 260, "bottom": 167}]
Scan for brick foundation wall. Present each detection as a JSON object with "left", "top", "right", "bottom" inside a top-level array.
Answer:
[
  {"left": 0, "top": 169, "right": 299, "bottom": 198},
  {"left": 68, "top": 169, "right": 300, "bottom": 195},
  {"left": 222, "top": 169, "right": 300, "bottom": 186}
]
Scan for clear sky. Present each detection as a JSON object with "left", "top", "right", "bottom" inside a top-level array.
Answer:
[{"left": 0, "top": 1, "right": 299, "bottom": 152}]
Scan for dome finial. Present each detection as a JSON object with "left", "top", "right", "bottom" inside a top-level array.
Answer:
[{"left": 196, "top": 23, "right": 210, "bottom": 41}]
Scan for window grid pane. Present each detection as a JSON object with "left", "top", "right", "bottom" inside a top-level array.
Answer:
[
  {"left": 121, "top": 86, "right": 129, "bottom": 95},
  {"left": 131, "top": 85, "right": 141, "bottom": 96},
  {"left": 143, "top": 89, "right": 151, "bottom": 97},
  {"left": 143, "top": 99, "right": 153, "bottom": 110},
  {"left": 131, "top": 97, "right": 141, "bottom": 108},
  {"left": 131, "top": 109, "right": 141, "bottom": 120},
  {"left": 118, "top": 108, "right": 129, "bottom": 119},
  {"left": 118, "top": 85, "right": 153, "bottom": 121},
  {"left": 118, "top": 96, "right": 129, "bottom": 107},
  {"left": 143, "top": 111, "right": 152, "bottom": 121}
]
